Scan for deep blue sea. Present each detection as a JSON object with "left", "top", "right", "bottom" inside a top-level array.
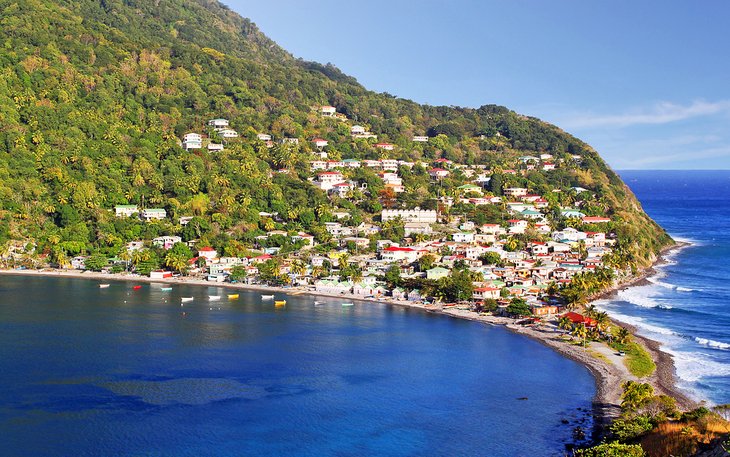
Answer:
[
  {"left": 599, "top": 170, "right": 730, "bottom": 404},
  {"left": 0, "top": 276, "right": 594, "bottom": 456}
]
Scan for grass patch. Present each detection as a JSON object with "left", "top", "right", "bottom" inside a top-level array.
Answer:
[
  {"left": 612, "top": 341, "right": 656, "bottom": 377},
  {"left": 587, "top": 349, "right": 610, "bottom": 363}
]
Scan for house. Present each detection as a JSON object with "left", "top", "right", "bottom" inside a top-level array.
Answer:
[
  {"left": 310, "top": 160, "right": 328, "bottom": 171},
  {"left": 326, "top": 160, "right": 344, "bottom": 169},
  {"left": 207, "top": 143, "right": 224, "bottom": 152},
  {"left": 412, "top": 135, "right": 429, "bottom": 142},
  {"left": 330, "top": 182, "right": 353, "bottom": 198},
  {"left": 380, "top": 159, "right": 399, "bottom": 170},
  {"left": 351, "top": 125, "right": 366, "bottom": 135},
  {"left": 71, "top": 256, "right": 87, "bottom": 270},
  {"left": 473, "top": 286, "right": 500, "bottom": 300},
  {"left": 150, "top": 270, "right": 173, "bottom": 279},
  {"left": 182, "top": 133, "right": 202, "bottom": 150},
  {"left": 342, "top": 159, "right": 361, "bottom": 168},
  {"left": 426, "top": 267, "right": 450, "bottom": 280},
  {"left": 314, "top": 279, "right": 353, "bottom": 294},
  {"left": 140, "top": 208, "right": 166, "bottom": 221},
  {"left": 433, "top": 158, "right": 453, "bottom": 167},
  {"left": 428, "top": 168, "right": 450, "bottom": 179},
  {"left": 507, "top": 219, "right": 528, "bottom": 234},
  {"left": 542, "top": 163, "right": 556, "bottom": 171},
  {"left": 282, "top": 137, "right": 299, "bottom": 144},
  {"left": 563, "top": 311, "right": 596, "bottom": 327},
  {"left": 504, "top": 187, "right": 528, "bottom": 198},
  {"left": 197, "top": 247, "right": 218, "bottom": 261},
  {"left": 457, "top": 184, "right": 483, "bottom": 195},
  {"left": 453, "top": 232, "right": 475, "bottom": 243},
  {"left": 126, "top": 241, "right": 144, "bottom": 252},
  {"left": 115, "top": 205, "right": 138, "bottom": 218},
  {"left": 312, "top": 138, "right": 329, "bottom": 148},
  {"left": 380, "top": 246, "right": 418, "bottom": 263},
  {"left": 381, "top": 209, "right": 438, "bottom": 223},
  {"left": 208, "top": 118, "right": 229, "bottom": 129},
  {"left": 257, "top": 133, "right": 272, "bottom": 141},
  {"left": 219, "top": 128, "right": 239, "bottom": 139},
  {"left": 405, "top": 222, "right": 432, "bottom": 235},
  {"left": 375, "top": 143, "right": 395, "bottom": 151},
  {"left": 153, "top": 236, "right": 182, "bottom": 250},
  {"left": 407, "top": 289, "right": 423, "bottom": 302},
  {"left": 320, "top": 105, "right": 337, "bottom": 117},
  {"left": 179, "top": 216, "right": 193, "bottom": 226},
  {"left": 392, "top": 287, "right": 407, "bottom": 300},
  {"left": 561, "top": 209, "right": 585, "bottom": 218},
  {"left": 363, "top": 160, "right": 382, "bottom": 168},
  {"left": 582, "top": 216, "right": 611, "bottom": 224},
  {"left": 316, "top": 172, "right": 345, "bottom": 191}
]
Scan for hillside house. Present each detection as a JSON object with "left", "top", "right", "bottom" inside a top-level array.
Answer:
[
  {"left": 182, "top": 133, "right": 202, "bottom": 150},
  {"left": 115, "top": 205, "right": 138, "bottom": 218},
  {"left": 208, "top": 118, "right": 229, "bottom": 129},
  {"left": 140, "top": 208, "right": 166, "bottom": 221}
]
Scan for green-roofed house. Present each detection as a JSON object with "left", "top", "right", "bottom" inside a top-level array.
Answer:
[
  {"left": 426, "top": 266, "right": 450, "bottom": 280},
  {"left": 457, "top": 183, "right": 483, "bottom": 195},
  {"left": 521, "top": 209, "right": 543, "bottom": 220},
  {"left": 561, "top": 209, "right": 585, "bottom": 218}
]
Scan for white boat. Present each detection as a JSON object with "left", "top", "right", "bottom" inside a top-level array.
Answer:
[
  {"left": 209, "top": 295, "right": 221, "bottom": 301},
  {"left": 314, "top": 301, "right": 324, "bottom": 305},
  {"left": 181, "top": 297, "right": 194, "bottom": 303},
  {"left": 261, "top": 294, "right": 275, "bottom": 300},
  {"left": 342, "top": 303, "right": 354, "bottom": 307},
  {"left": 99, "top": 284, "right": 110, "bottom": 288}
]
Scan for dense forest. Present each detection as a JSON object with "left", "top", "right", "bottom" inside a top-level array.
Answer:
[{"left": 0, "top": 0, "right": 671, "bottom": 269}]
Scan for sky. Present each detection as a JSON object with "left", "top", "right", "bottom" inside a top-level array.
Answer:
[{"left": 226, "top": 1, "right": 730, "bottom": 169}]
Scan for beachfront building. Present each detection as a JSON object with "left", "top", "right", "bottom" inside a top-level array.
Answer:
[{"left": 152, "top": 236, "right": 182, "bottom": 250}]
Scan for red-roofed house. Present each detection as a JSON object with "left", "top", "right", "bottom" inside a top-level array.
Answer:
[
  {"left": 198, "top": 247, "right": 218, "bottom": 261},
  {"left": 563, "top": 312, "right": 596, "bottom": 327},
  {"left": 473, "top": 286, "right": 501, "bottom": 300},
  {"left": 312, "top": 138, "right": 329, "bottom": 148},
  {"left": 380, "top": 246, "right": 418, "bottom": 263},
  {"left": 582, "top": 216, "right": 611, "bottom": 224}
]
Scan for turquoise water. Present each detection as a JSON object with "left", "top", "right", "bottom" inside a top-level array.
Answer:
[
  {"left": 600, "top": 170, "right": 730, "bottom": 404},
  {"left": 0, "top": 275, "right": 594, "bottom": 456}
]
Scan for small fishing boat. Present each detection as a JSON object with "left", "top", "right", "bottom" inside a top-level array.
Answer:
[
  {"left": 99, "top": 284, "right": 110, "bottom": 289},
  {"left": 227, "top": 294, "right": 239, "bottom": 299},
  {"left": 341, "top": 303, "right": 354, "bottom": 307},
  {"left": 274, "top": 300, "right": 286, "bottom": 306},
  {"left": 181, "top": 297, "right": 194, "bottom": 303},
  {"left": 160, "top": 287, "right": 172, "bottom": 292},
  {"left": 209, "top": 295, "right": 221, "bottom": 301},
  {"left": 261, "top": 294, "right": 275, "bottom": 300},
  {"left": 133, "top": 285, "right": 142, "bottom": 290},
  {"left": 314, "top": 300, "right": 324, "bottom": 305}
]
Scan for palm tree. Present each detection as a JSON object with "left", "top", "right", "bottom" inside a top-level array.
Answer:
[
  {"left": 584, "top": 304, "right": 598, "bottom": 318},
  {"left": 594, "top": 311, "right": 610, "bottom": 332},
  {"left": 615, "top": 327, "right": 631, "bottom": 345},
  {"left": 558, "top": 316, "right": 573, "bottom": 334},
  {"left": 572, "top": 323, "right": 588, "bottom": 347},
  {"left": 164, "top": 251, "right": 189, "bottom": 275}
]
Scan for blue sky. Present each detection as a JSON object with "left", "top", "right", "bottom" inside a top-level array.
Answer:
[{"left": 226, "top": 1, "right": 730, "bottom": 169}]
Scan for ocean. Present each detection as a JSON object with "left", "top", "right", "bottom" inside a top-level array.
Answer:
[
  {"left": 0, "top": 276, "right": 594, "bottom": 456},
  {"left": 598, "top": 170, "right": 730, "bottom": 405}
]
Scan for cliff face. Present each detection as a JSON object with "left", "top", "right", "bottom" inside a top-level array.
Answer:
[{"left": 0, "top": 0, "right": 671, "bottom": 266}]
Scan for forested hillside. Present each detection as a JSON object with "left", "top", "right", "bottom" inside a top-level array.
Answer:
[{"left": 0, "top": 0, "right": 671, "bottom": 271}]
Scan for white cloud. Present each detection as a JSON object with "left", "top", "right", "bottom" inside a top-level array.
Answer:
[
  {"left": 561, "top": 100, "right": 730, "bottom": 129},
  {"left": 613, "top": 145, "right": 730, "bottom": 169}
]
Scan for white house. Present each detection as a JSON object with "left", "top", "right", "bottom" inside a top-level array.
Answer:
[
  {"left": 312, "top": 138, "right": 329, "bottom": 148},
  {"left": 380, "top": 246, "right": 418, "bottom": 263},
  {"left": 208, "top": 118, "right": 229, "bottom": 129},
  {"left": 182, "top": 133, "right": 202, "bottom": 150},
  {"left": 219, "top": 129, "right": 238, "bottom": 138},
  {"left": 375, "top": 143, "right": 395, "bottom": 151},
  {"left": 428, "top": 168, "right": 450, "bottom": 179},
  {"left": 115, "top": 205, "right": 138, "bottom": 218},
  {"left": 153, "top": 236, "right": 182, "bottom": 250},
  {"left": 310, "top": 160, "right": 327, "bottom": 171},
  {"left": 504, "top": 187, "right": 528, "bottom": 198},
  {"left": 207, "top": 143, "right": 224, "bottom": 152},
  {"left": 351, "top": 125, "right": 366, "bottom": 135},
  {"left": 507, "top": 219, "right": 528, "bottom": 234},
  {"left": 140, "top": 208, "right": 166, "bottom": 221},
  {"left": 453, "top": 232, "right": 475, "bottom": 243},
  {"left": 257, "top": 133, "right": 272, "bottom": 141},
  {"left": 381, "top": 209, "right": 438, "bottom": 223},
  {"left": 197, "top": 247, "right": 218, "bottom": 261},
  {"left": 320, "top": 105, "right": 337, "bottom": 117},
  {"left": 316, "top": 172, "right": 345, "bottom": 191},
  {"left": 413, "top": 135, "right": 429, "bottom": 142}
]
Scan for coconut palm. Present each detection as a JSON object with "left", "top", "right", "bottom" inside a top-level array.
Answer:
[
  {"left": 572, "top": 323, "right": 588, "bottom": 347},
  {"left": 558, "top": 316, "right": 573, "bottom": 334},
  {"left": 164, "top": 251, "right": 189, "bottom": 274}
]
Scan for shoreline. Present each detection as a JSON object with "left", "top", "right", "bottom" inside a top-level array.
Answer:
[{"left": 0, "top": 243, "right": 698, "bottom": 442}]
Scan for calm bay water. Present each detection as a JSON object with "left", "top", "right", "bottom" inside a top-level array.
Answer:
[
  {"left": 0, "top": 276, "right": 594, "bottom": 456},
  {"left": 600, "top": 170, "right": 730, "bottom": 404}
]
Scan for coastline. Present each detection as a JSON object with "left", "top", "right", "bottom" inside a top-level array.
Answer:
[{"left": 0, "top": 244, "right": 697, "bottom": 441}]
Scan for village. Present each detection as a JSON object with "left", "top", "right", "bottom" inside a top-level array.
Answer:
[{"left": 34, "top": 106, "right": 619, "bottom": 323}]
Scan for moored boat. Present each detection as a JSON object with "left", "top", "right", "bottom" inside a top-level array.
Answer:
[
  {"left": 261, "top": 294, "right": 274, "bottom": 299},
  {"left": 341, "top": 303, "right": 354, "bottom": 307},
  {"left": 209, "top": 295, "right": 221, "bottom": 301},
  {"left": 160, "top": 287, "right": 172, "bottom": 291},
  {"left": 181, "top": 297, "right": 194, "bottom": 303},
  {"left": 274, "top": 300, "right": 286, "bottom": 306},
  {"left": 99, "top": 284, "right": 110, "bottom": 289},
  {"left": 133, "top": 285, "right": 142, "bottom": 290},
  {"left": 314, "top": 300, "right": 324, "bottom": 305},
  {"left": 227, "top": 294, "right": 239, "bottom": 299}
]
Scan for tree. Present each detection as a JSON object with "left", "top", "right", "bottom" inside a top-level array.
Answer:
[
  {"left": 164, "top": 242, "right": 193, "bottom": 274},
  {"left": 229, "top": 265, "right": 247, "bottom": 282},
  {"left": 478, "top": 251, "right": 501, "bottom": 265},
  {"left": 84, "top": 254, "right": 109, "bottom": 272},
  {"left": 620, "top": 381, "right": 654, "bottom": 413},
  {"left": 384, "top": 265, "right": 401, "bottom": 288},
  {"left": 506, "top": 298, "right": 531, "bottom": 317},
  {"left": 418, "top": 254, "right": 435, "bottom": 272},
  {"left": 571, "top": 323, "right": 588, "bottom": 347},
  {"left": 558, "top": 316, "right": 573, "bottom": 334},
  {"left": 573, "top": 442, "right": 645, "bottom": 457}
]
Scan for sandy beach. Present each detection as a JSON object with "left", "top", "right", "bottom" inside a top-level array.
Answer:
[{"left": 0, "top": 241, "right": 697, "bottom": 439}]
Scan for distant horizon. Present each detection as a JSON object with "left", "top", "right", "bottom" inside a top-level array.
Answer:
[{"left": 228, "top": 0, "right": 730, "bottom": 170}]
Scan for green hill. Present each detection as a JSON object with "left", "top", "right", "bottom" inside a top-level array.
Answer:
[{"left": 0, "top": 0, "right": 671, "bottom": 270}]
